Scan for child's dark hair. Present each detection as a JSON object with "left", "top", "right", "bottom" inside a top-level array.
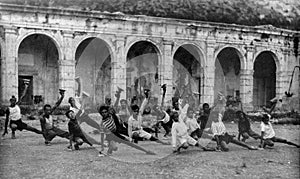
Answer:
[
  {"left": 202, "top": 103, "right": 209, "bottom": 108},
  {"left": 68, "top": 97, "right": 74, "bottom": 103},
  {"left": 65, "top": 110, "right": 73, "bottom": 118},
  {"left": 131, "top": 104, "right": 140, "bottom": 111},
  {"left": 262, "top": 114, "right": 270, "bottom": 121},
  {"left": 169, "top": 111, "right": 179, "bottom": 120},
  {"left": 43, "top": 104, "right": 51, "bottom": 110},
  {"left": 98, "top": 105, "right": 109, "bottom": 113}
]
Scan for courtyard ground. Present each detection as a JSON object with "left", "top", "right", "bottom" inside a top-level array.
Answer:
[{"left": 0, "top": 119, "right": 299, "bottom": 179}]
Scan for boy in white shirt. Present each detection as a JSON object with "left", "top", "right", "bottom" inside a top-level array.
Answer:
[
  {"left": 260, "top": 114, "right": 299, "bottom": 148},
  {"left": 211, "top": 93, "right": 257, "bottom": 151},
  {"left": 127, "top": 90, "right": 168, "bottom": 145},
  {"left": 171, "top": 111, "right": 214, "bottom": 153}
]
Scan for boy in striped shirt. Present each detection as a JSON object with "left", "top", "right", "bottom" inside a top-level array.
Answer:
[{"left": 98, "top": 105, "right": 155, "bottom": 155}]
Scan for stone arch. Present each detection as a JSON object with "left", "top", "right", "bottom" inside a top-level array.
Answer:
[
  {"left": 73, "top": 35, "right": 115, "bottom": 63},
  {"left": 126, "top": 40, "right": 162, "bottom": 101},
  {"left": 172, "top": 42, "right": 205, "bottom": 67},
  {"left": 253, "top": 50, "right": 278, "bottom": 108},
  {"left": 74, "top": 37, "right": 113, "bottom": 106},
  {"left": 17, "top": 33, "right": 60, "bottom": 104},
  {"left": 214, "top": 46, "right": 244, "bottom": 103},
  {"left": 15, "top": 31, "right": 62, "bottom": 60},
  {"left": 125, "top": 38, "right": 163, "bottom": 57},
  {"left": 173, "top": 43, "right": 205, "bottom": 107},
  {"left": 214, "top": 45, "right": 246, "bottom": 70},
  {"left": 253, "top": 49, "right": 280, "bottom": 71}
]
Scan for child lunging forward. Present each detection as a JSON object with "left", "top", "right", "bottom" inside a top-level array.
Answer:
[
  {"left": 171, "top": 111, "right": 214, "bottom": 153},
  {"left": 260, "top": 114, "right": 299, "bottom": 148},
  {"left": 66, "top": 110, "right": 93, "bottom": 150},
  {"left": 127, "top": 90, "right": 168, "bottom": 145},
  {"left": 211, "top": 93, "right": 257, "bottom": 152}
]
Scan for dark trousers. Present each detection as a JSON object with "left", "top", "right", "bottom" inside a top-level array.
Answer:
[
  {"left": 191, "top": 128, "right": 213, "bottom": 139},
  {"left": 263, "top": 137, "right": 300, "bottom": 148},
  {"left": 10, "top": 119, "right": 43, "bottom": 134},
  {"left": 238, "top": 130, "right": 260, "bottom": 140},
  {"left": 153, "top": 120, "right": 173, "bottom": 137},
  {"left": 44, "top": 127, "right": 69, "bottom": 143},
  {"left": 216, "top": 133, "right": 255, "bottom": 151}
]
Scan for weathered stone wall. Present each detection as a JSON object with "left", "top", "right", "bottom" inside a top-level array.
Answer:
[{"left": 0, "top": 3, "right": 298, "bottom": 111}]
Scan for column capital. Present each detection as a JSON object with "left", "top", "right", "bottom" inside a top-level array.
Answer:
[
  {"left": 4, "top": 26, "right": 18, "bottom": 35},
  {"left": 115, "top": 35, "right": 125, "bottom": 41},
  {"left": 240, "top": 69, "right": 254, "bottom": 75},
  {"left": 58, "top": 59, "right": 76, "bottom": 66},
  {"left": 282, "top": 48, "right": 292, "bottom": 56},
  {"left": 245, "top": 45, "right": 255, "bottom": 52},
  {"left": 62, "top": 30, "right": 74, "bottom": 38}
]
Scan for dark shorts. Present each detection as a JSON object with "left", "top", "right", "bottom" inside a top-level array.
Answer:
[{"left": 10, "top": 119, "right": 28, "bottom": 131}]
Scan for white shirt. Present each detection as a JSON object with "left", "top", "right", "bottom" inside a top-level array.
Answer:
[
  {"left": 211, "top": 121, "right": 226, "bottom": 136},
  {"left": 8, "top": 105, "right": 22, "bottom": 121},
  {"left": 261, "top": 122, "right": 275, "bottom": 139},
  {"left": 128, "top": 115, "right": 142, "bottom": 131},
  {"left": 185, "top": 117, "right": 200, "bottom": 134},
  {"left": 171, "top": 121, "right": 189, "bottom": 147},
  {"left": 70, "top": 106, "right": 80, "bottom": 115},
  {"left": 161, "top": 111, "right": 170, "bottom": 124}
]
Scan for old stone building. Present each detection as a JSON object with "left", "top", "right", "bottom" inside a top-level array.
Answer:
[{"left": 0, "top": 3, "right": 299, "bottom": 111}]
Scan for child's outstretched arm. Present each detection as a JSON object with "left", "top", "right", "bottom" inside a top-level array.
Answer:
[{"left": 51, "top": 91, "right": 65, "bottom": 114}]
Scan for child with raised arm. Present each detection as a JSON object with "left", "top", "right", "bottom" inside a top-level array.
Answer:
[
  {"left": 2, "top": 96, "right": 43, "bottom": 139},
  {"left": 98, "top": 105, "right": 155, "bottom": 155},
  {"left": 127, "top": 89, "right": 169, "bottom": 145},
  {"left": 211, "top": 93, "right": 257, "bottom": 152},
  {"left": 259, "top": 114, "right": 299, "bottom": 148},
  {"left": 2, "top": 81, "right": 42, "bottom": 139},
  {"left": 40, "top": 90, "right": 70, "bottom": 145},
  {"left": 171, "top": 111, "right": 213, "bottom": 153},
  {"left": 66, "top": 110, "right": 93, "bottom": 150}
]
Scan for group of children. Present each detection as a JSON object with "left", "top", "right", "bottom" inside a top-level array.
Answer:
[{"left": 2, "top": 84, "right": 299, "bottom": 157}]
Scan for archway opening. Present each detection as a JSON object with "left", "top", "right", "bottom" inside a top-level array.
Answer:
[
  {"left": 253, "top": 52, "right": 276, "bottom": 108},
  {"left": 214, "top": 47, "right": 241, "bottom": 104},
  {"left": 75, "top": 38, "right": 111, "bottom": 107},
  {"left": 173, "top": 44, "right": 202, "bottom": 108},
  {"left": 126, "top": 41, "right": 159, "bottom": 105},
  {"left": 18, "top": 34, "right": 59, "bottom": 105}
]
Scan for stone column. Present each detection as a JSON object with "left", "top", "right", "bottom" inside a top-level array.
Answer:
[
  {"left": 202, "top": 41, "right": 215, "bottom": 106},
  {"left": 160, "top": 40, "right": 174, "bottom": 106},
  {"left": 276, "top": 52, "right": 288, "bottom": 99},
  {"left": 59, "top": 31, "right": 76, "bottom": 104},
  {"left": 111, "top": 36, "right": 127, "bottom": 104},
  {"left": 240, "top": 69, "right": 254, "bottom": 111},
  {"left": 1, "top": 27, "right": 18, "bottom": 104},
  {"left": 240, "top": 45, "right": 255, "bottom": 111}
]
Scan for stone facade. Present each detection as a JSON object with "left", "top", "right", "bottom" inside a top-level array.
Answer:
[{"left": 0, "top": 3, "right": 299, "bottom": 111}]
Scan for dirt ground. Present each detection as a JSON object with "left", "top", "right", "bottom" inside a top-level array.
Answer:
[{"left": 0, "top": 119, "right": 299, "bottom": 179}]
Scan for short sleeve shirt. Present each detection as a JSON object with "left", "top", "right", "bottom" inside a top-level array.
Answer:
[{"left": 260, "top": 122, "right": 275, "bottom": 139}]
